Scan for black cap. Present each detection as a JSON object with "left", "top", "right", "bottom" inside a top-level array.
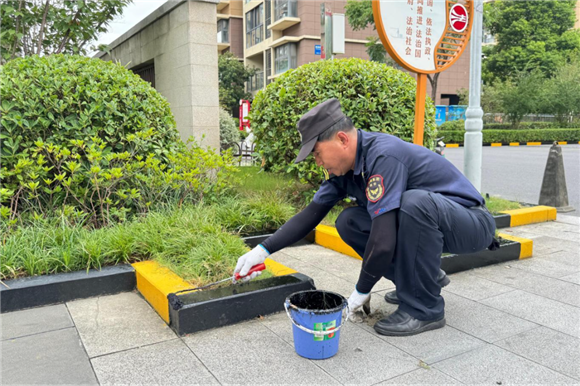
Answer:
[{"left": 294, "top": 98, "right": 347, "bottom": 163}]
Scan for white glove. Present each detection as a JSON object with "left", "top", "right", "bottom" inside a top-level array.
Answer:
[
  {"left": 234, "top": 244, "right": 270, "bottom": 282},
  {"left": 347, "top": 289, "right": 371, "bottom": 320}
]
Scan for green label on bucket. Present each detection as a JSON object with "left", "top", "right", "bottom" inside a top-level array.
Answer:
[{"left": 313, "top": 320, "right": 336, "bottom": 341}]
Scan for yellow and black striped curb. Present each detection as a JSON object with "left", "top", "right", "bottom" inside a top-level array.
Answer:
[
  {"left": 132, "top": 258, "right": 297, "bottom": 324},
  {"left": 495, "top": 206, "right": 557, "bottom": 228},
  {"left": 446, "top": 141, "right": 577, "bottom": 147},
  {"left": 314, "top": 224, "right": 533, "bottom": 269}
]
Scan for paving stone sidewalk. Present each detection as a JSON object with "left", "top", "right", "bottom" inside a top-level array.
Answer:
[{"left": 2, "top": 215, "right": 579, "bottom": 385}]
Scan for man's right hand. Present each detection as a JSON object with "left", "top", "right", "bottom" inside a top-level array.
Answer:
[{"left": 234, "top": 244, "right": 270, "bottom": 281}]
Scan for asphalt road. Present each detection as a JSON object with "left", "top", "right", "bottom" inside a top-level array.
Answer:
[{"left": 444, "top": 144, "right": 580, "bottom": 217}]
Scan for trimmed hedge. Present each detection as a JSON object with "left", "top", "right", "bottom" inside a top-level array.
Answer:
[
  {"left": 250, "top": 58, "right": 437, "bottom": 187},
  {"left": 439, "top": 129, "right": 580, "bottom": 144},
  {"left": 439, "top": 119, "right": 580, "bottom": 131}
]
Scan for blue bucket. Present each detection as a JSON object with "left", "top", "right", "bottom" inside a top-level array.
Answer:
[{"left": 284, "top": 290, "right": 348, "bottom": 360}]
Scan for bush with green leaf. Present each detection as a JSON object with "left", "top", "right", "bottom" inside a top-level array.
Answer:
[
  {"left": 1, "top": 55, "right": 237, "bottom": 228},
  {"left": 250, "top": 58, "right": 437, "bottom": 186},
  {"left": 439, "top": 129, "right": 580, "bottom": 144}
]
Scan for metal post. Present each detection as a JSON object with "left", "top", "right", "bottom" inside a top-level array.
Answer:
[{"left": 464, "top": 0, "right": 484, "bottom": 191}]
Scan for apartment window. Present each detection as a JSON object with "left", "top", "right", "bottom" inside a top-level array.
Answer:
[
  {"left": 265, "top": 49, "right": 272, "bottom": 85},
  {"left": 265, "top": 0, "right": 272, "bottom": 39},
  {"left": 274, "top": 0, "right": 297, "bottom": 21},
  {"left": 246, "top": 4, "right": 263, "bottom": 48},
  {"left": 217, "top": 20, "right": 229, "bottom": 44},
  {"left": 247, "top": 71, "right": 264, "bottom": 92},
  {"left": 274, "top": 43, "right": 296, "bottom": 74}
]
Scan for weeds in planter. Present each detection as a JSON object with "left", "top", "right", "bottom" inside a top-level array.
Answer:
[{"left": 486, "top": 196, "right": 522, "bottom": 214}]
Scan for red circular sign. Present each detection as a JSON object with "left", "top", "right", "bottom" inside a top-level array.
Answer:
[{"left": 450, "top": 4, "right": 468, "bottom": 33}]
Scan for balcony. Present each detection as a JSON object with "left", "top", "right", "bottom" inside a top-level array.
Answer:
[
  {"left": 268, "top": 16, "right": 300, "bottom": 31},
  {"left": 217, "top": 30, "right": 230, "bottom": 51},
  {"left": 247, "top": 71, "right": 264, "bottom": 92},
  {"left": 217, "top": 0, "right": 229, "bottom": 12}
]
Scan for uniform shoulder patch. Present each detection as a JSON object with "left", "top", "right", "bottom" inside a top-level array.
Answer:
[{"left": 366, "top": 175, "right": 384, "bottom": 203}]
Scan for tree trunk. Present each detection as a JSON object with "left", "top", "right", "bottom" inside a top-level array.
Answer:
[
  {"left": 427, "top": 72, "right": 440, "bottom": 103},
  {"left": 37, "top": 0, "right": 51, "bottom": 56}
]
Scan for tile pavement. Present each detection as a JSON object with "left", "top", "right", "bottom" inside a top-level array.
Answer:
[{"left": 2, "top": 215, "right": 579, "bottom": 384}]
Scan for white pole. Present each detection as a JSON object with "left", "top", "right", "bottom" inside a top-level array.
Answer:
[{"left": 464, "top": 0, "right": 484, "bottom": 191}]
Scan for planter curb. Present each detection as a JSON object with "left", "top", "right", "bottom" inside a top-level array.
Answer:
[
  {"left": 498, "top": 206, "right": 557, "bottom": 227},
  {"left": 313, "top": 226, "right": 534, "bottom": 274},
  {"left": 0, "top": 265, "right": 136, "bottom": 313}
]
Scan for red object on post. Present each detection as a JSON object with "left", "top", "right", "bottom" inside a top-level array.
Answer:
[{"left": 239, "top": 99, "right": 250, "bottom": 131}]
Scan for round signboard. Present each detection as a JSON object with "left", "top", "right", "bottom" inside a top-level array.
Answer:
[{"left": 373, "top": 0, "right": 474, "bottom": 74}]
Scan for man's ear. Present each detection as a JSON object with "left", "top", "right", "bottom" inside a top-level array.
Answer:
[{"left": 337, "top": 131, "right": 349, "bottom": 147}]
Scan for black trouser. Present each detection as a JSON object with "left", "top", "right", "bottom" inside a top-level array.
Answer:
[{"left": 335, "top": 190, "right": 496, "bottom": 321}]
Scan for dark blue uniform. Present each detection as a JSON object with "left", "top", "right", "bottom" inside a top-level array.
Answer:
[{"left": 313, "top": 130, "right": 496, "bottom": 320}]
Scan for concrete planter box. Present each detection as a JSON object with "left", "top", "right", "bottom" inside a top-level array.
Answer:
[{"left": 167, "top": 273, "right": 315, "bottom": 336}]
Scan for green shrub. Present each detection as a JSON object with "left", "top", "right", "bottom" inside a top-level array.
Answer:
[
  {"left": 439, "top": 129, "right": 580, "bottom": 144},
  {"left": 250, "top": 58, "right": 437, "bottom": 186},
  {"left": 220, "top": 107, "right": 241, "bottom": 152},
  {"left": 0, "top": 55, "right": 237, "bottom": 228},
  {"left": 438, "top": 120, "right": 465, "bottom": 131}
]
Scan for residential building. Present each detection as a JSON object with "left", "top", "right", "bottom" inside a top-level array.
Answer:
[{"left": 218, "top": 0, "right": 472, "bottom": 105}]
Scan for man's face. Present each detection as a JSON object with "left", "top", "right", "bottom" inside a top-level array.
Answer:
[{"left": 312, "top": 134, "right": 351, "bottom": 176}]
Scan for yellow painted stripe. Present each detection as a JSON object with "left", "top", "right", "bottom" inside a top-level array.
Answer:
[
  {"left": 558, "top": 141, "right": 567, "bottom": 145},
  {"left": 132, "top": 261, "right": 192, "bottom": 323},
  {"left": 491, "top": 143, "right": 502, "bottom": 147},
  {"left": 265, "top": 257, "right": 297, "bottom": 276},
  {"left": 509, "top": 142, "right": 520, "bottom": 146},
  {"left": 501, "top": 206, "right": 557, "bottom": 227},
  {"left": 315, "top": 224, "right": 361, "bottom": 260},
  {"left": 132, "top": 258, "right": 297, "bottom": 324},
  {"left": 498, "top": 233, "right": 533, "bottom": 259},
  {"left": 527, "top": 142, "right": 541, "bottom": 146},
  {"left": 446, "top": 143, "right": 459, "bottom": 148}
]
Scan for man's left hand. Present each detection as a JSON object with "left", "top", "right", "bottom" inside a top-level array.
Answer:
[{"left": 347, "top": 289, "right": 371, "bottom": 320}]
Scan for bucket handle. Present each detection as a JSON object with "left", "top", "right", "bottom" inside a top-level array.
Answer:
[{"left": 284, "top": 300, "right": 350, "bottom": 337}]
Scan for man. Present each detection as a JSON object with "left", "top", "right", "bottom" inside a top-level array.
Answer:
[{"left": 234, "top": 98, "right": 496, "bottom": 336}]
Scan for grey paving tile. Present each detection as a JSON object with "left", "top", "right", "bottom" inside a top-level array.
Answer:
[
  {"left": 91, "top": 339, "right": 219, "bottom": 385},
  {"left": 183, "top": 319, "right": 340, "bottom": 385},
  {"left": 555, "top": 215, "right": 580, "bottom": 226},
  {"left": 1, "top": 304, "right": 73, "bottom": 340},
  {"left": 434, "top": 344, "right": 576, "bottom": 384},
  {"left": 259, "top": 311, "right": 420, "bottom": 385},
  {"left": 560, "top": 272, "right": 580, "bottom": 285},
  {"left": 471, "top": 263, "right": 580, "bottom": 307},
  {"left": 379, "top": 367, "right": 462, "bottom": 384},
  {"left": 507, "top": 255, "right": 579, "bottom": 278},
  {"left": 526, "top": 235, "right": 579, "bottom": 254},
  {"left": 544, "top": 249, "right": 580, "bottom": 269},
  {"left": 495, "top": 326, "right": 580, "bottom": 380},
  {"left": 442, "top": 270, "right": 515, "bottom": 301},
  {"left": 67, "top": 292, "right": 176, "bottom": 357},
  {"left": 443, "top": 291, "right": 539, "bottom": 343},
  {"left": 481, "top": 290, "right": 580, "bottom": 338},
  {"left": 375, "top": 324, "right": 486, "bottom": 365},
  {"left": 283, "top": 244, "right": 395, "bottom": 292},
  {"left": 1, "top": 327, "right": 98, "bottom": 385}
]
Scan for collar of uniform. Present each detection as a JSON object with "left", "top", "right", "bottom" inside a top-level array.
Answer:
[{"left": 353, "top": 129, "right": 365, "bottom": 176}]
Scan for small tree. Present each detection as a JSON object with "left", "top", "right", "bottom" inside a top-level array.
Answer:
[
  {"left": 0, "top": 0, "right": 132, "bottom": 63},
  {"left": 218, "top": 52, "right": 255, "bottom": 116},
  {"left": 482, "top": 0, "right": 580, "bottom": 84},
  {"left": 496, "top": 69, "right": 547, "bottom": 127},
  {"left": 543, "top": 56, "right": 580, "bottom": 124}
]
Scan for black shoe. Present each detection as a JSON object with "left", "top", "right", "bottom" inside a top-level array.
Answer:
[
  {"left": 374, "top": 308, "right": 446, "bottom": 336},
  {"left": 384, "top": 269, "right": 450, "bottom": 305}
]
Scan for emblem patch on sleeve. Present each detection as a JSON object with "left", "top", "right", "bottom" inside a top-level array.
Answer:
[{"left": 366, "top": 175, "right": 384, "bottom": 202}]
